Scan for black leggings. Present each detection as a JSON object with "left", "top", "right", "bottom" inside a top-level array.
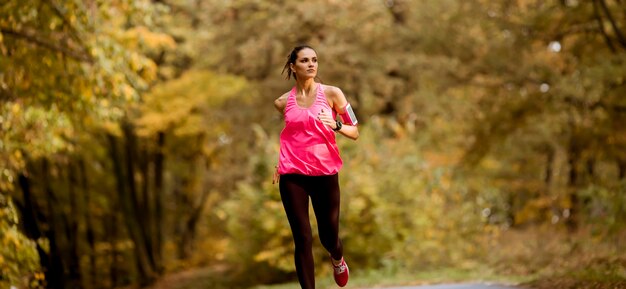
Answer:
[{"left": 279, "top": 173, "right": 343, "bottom": 289}]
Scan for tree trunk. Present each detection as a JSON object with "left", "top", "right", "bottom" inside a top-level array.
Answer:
[
  {"left": 544, "top": 147, "right": 557, "bottom": 225},
  {"left": 173, "top": 184, "right": 188, "bottom": 259},
  {"left": 180, "top": 188, "right": 212, "bottom": 258},
  {"left": 153, "top": 131, "right": 166, "bottom": 273},
  {"left": 178, "top": 135, "right": 211, "bottom": 258},
  {"left": 107, "top": 132, "right": 156, "bottom": 286},
  {"left": 17, "top": 172, "right": 42, "bottom": 239},
  {"left": 139, "top": 140, "right": 157, "bottom": 274},
  {"left": 67, "top": 159, "right": 83, "bottom": 289},
  {"left": 108, "top": 210, "right": 119, "bottom": 288},
  {"left": 586, "top": 158, "right": 595, "bottom": 183},
  {"left": 79, "top": 158, "right": 97, "bottom": 289},
  {"left": 17, "top": 172, "right": 53, "bottom": 287},
  {"left": 565, "top": 142, "right": 580, "bottom": 232},
  {"left": 618, "top": 159, "right": 626, "bottom": 180},
  {"left": 122, "top": 122, "right": 158, "bottom": 275},
  {"left": 42, "top": 159, "right": 67, "bottom": 289},
  {"left": 544, "top": 147, "right": 554, "bottom": 185}
]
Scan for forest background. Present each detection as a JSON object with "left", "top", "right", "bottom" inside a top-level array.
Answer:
[{"left": 1, "top": 0, "right": 626, "bottom": 288}]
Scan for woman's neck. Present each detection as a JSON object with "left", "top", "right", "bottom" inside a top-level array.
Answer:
[{"left": 295, "top": 78, "right": 316, "bottom": 94}]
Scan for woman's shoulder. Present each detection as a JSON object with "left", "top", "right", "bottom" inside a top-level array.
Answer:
[
  {"left": 278, "top": 90, "right": 291, "bottom": 99},
  {"left": 322, "top": 84, "right": 344, "bottom": 98},
  {"left": 274, "top": 90, "right": 291, "bottom": 111}
]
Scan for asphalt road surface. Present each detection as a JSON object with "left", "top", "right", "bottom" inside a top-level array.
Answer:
[{"left": 368, "top": 284, "right": 521, "bottom": 289}]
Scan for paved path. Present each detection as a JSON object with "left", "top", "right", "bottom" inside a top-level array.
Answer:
[{"left": 368, "top": 283, "right": 521, "bottom": 289}]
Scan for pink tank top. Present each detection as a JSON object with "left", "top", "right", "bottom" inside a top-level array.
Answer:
[{"left": 278, "top": 83, "right": 343, "bottom": 176}]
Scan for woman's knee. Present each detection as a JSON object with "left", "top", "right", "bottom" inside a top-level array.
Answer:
[{"left": 293, "top": 231, "right": 314, "bottom": 250}]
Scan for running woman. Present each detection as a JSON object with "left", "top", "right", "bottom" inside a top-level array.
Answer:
[{"left": 273, "top": 45, "right": 359, "bottom": 289}]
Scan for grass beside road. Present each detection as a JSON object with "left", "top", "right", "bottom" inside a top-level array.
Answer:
[
  {"left": 522, "top": 257, "right": 626, "bottom": 289},
  {"left": 146, "top": 227, "right": 626, "bottom": 289},
  {"left": 252, "top": 266, "right": 530, "bottom": 289},
  {"left": 252, "top": 262, "right": 626, "bottom": 289},
  {"left": 146, "top": 262, "right": 626, "bottom": 289},
  {"left": 248, "top": 226, "right": 626, "bottom": 289},
  {"left": 145, "top": 264, "right": 529, "bottom": 289}
]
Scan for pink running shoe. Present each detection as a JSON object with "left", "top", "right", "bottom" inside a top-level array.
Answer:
[{"left": 332, "top": 257, "right": 349, "bottom": 287}]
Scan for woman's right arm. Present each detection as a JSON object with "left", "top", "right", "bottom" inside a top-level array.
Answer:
[
  {"left": 273, "top": 92, "right": 289, "bottom": 184},
  {"left": 274, "top": 92, "right": 289, "bottom": 114}
]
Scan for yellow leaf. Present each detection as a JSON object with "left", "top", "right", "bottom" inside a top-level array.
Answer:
[
  {"left": 123, "top": 84, "right": 135, "bottom": 100},
  {"left": 11, "top": 103, "right": 21, "bottom": 115},
  {"left": 101, "top": 121, "right": 122, "bottom": 137}
]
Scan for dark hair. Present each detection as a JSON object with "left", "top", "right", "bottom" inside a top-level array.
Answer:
[{"left": 282, "top": 45, "right": 316, "bottom": 80}]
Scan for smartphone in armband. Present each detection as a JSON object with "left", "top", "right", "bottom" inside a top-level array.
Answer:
[{"left": 339, "top": 103, "right": 358, "bottom": 126}]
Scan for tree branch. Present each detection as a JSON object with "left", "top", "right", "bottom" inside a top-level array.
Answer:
[
  {"left": 0, "top": 27, "right": 93, "bottom": 63},
  {"left": 598, "top": 0, "right": 626, "bottom": 49},
  {"left": 42, "top": 0, "right": 84, "bottom": 41},
  {"left": 592, "top": 0, "right": 617, "bottom": 53}
]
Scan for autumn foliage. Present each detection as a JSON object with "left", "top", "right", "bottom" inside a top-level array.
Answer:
[{"left": 1, "top": 0, "right": 625, "bottom": 288}]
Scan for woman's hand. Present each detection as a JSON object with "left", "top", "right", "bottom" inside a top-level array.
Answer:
[
  {"left": 317, "top": 109, "right": 337, "bottom": 130},
  {"left": 272, "top": 165, "right": 280, "bottom": 184}
]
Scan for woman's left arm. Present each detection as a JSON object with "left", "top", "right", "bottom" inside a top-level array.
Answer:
[
  {"left": 327, "top": 86, "right": 359, "bottom": 140},
  {"left": 335, "top": 119, "right": 359, "bottom": 140}
]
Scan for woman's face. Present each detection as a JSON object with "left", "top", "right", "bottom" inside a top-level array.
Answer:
[{"left": 290, "top": 48, "right": 318, "bottom": 80}]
